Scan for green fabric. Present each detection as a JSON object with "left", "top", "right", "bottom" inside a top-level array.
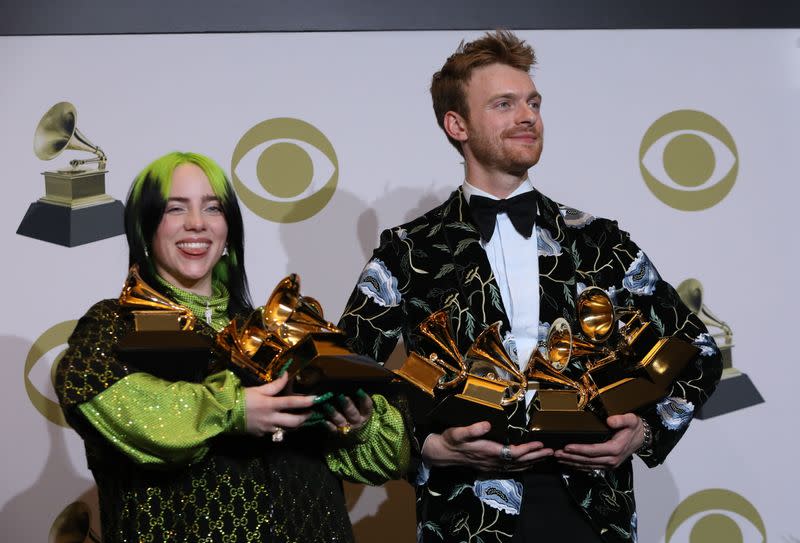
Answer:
[
  {"left": 325, "top": 394, "right": 410, "bottom": 485},
  {"left": 78, "top": 370, "right": 246, "bottom": 466},
  {"left": 154, "top": 274, "right": 231, "bottom": 331}
]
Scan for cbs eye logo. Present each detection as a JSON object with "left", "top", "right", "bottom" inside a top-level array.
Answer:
[
  {"left": 231, "top": 117, "right": 338, "bottom": 223},
  {"left": 639, "top": 110, "right": 737, "bottom": 211},
  {"left": 24, "top": 320, "right": 77, "bottom": 427},
  {"left": 666, "top": 489, "right": 766, "bottom": 543}
]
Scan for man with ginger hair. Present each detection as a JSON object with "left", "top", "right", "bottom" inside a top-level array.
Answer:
[{"left": 339, "top": 30, "right": 721, "bottom": 542}]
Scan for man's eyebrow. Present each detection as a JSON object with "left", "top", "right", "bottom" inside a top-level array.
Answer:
[{"left": 487, "top": 90, "right": 542, "bottom": 102}]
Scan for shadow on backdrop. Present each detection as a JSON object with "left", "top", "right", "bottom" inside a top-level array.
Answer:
[{"left": 0, "top": 334, "right": 98, "bottom": 541}]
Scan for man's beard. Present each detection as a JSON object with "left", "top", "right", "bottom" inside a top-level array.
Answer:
[{"left": 468, "top": 126, "right": 542, "bottom": 176}]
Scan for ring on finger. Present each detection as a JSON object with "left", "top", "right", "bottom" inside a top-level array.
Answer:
[
  {"left": 500, "top": 445, "right": 513, "bottom": 462},
  {"left": 271, "top": 427, "right": 285, "bottom": 443},
  {"left": 337, "top": 424, "right": 352, "bottom": 436}
]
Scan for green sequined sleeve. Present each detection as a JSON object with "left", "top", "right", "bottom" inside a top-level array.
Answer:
[
  {"left": 77, "top": 369, "right": 246, "bottom": 466},
  {"left": 325, "top": 394, "right": 410, "bottom": 486}
]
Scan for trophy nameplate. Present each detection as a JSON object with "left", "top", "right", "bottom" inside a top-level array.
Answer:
[
  {"left": 17, "top": 102, "right": 123, "bottom": 247},
  {"left": 393, "top": 351, "right": 447, "bottom": 397},
  {"left": 676, "top": 278, "right": 764, "bottom": 419}
]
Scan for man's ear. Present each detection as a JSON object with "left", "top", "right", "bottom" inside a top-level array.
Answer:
[{"left": 443, "top": 111, "right": 468, "bottom": 143}]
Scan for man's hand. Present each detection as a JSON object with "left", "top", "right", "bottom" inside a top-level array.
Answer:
[
  {"left": 421, "top": 421, "right": 554, "bottom": 472},
  {"left": 554, "top": 413, "right": 645, "bottom": 470}
]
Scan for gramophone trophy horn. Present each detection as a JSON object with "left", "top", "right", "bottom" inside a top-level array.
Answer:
[
  {"left": 34, "top": 102, "right": 107, "bottom": 169},
  {"left": 576, "top": 287, "right": 651, "bottom": 359},
  {"left": 17, "top": 101, "right": 123, "bottom": 246},
  {"left": 677, "top": 278, "right": 733, "bottom": 345},
  {"left": 119, "top": 265, "right": 196, "bottom": 331},
  {"left": 464, "top": 321, "right": 527, "bottom": 405},
  {"left": 676, "top": 278, "right": 763, "bottom": 419},
  {"left": 393, "top": 310, "right": 466, "bottom": 396},
  {"left": 547, "top": 317, "right": 614, "bottom": 372},
  {"left": 576, "top": 287, "right": 616, "bottom": 343},
  {"left": 263, "top": 274, "right": 342, "bottom": 346},
  {"left": 49, "top": 501, "right": 101, "bottom": 543}
]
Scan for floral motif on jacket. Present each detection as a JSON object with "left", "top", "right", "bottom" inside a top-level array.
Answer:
[{"left": 339, "top": 188, "right": 722, "bottom": 543}]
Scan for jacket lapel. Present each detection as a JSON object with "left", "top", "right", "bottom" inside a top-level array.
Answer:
[{"left": 438, "top": 188, "right": 511, "bottom": 344}]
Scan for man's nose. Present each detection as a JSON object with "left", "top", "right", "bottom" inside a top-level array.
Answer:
[{"left": 517, "top": 104, "right": 537, "bottom": 125}]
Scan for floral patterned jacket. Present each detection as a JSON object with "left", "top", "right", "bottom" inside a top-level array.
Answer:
[{"left": 338, "top": 187, "right": 722, "bottom": 543}]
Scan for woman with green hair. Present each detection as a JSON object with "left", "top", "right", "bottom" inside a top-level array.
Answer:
[{"left": 55, "top": 152, "right": 408, "bottom": 542}]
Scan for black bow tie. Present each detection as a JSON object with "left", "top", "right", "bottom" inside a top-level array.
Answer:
[{"left": 469, "top": 191, "right": 537, "bottom": 243}]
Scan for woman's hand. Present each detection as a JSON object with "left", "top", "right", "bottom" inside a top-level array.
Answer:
[
  {"left": 243, "top": 373, "right": 315, "bottom": 437},
  {"left": 320, "top": 389, "right": 374, "bottom": 436}
]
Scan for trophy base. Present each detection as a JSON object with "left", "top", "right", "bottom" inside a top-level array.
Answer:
[
  {"left": 116, "top": 331, "right": 213, "bottom": 382},
  {"left": 291, "top": 335, "right": 395, "bottom": 394},
  {"left": 696, "top": 371, "right": 764, "bottom": 419},
  {"left": 16, "top": 199, "right": 124, "bottom": 247},
  {"left": 590, "top": 336, "right": 699, "bottom": 416},
  {"left": 526, "top": 410, "right": 611, "bottom": 449},
  {"left": 428, "top": 394, "right": 509, "bottom": 442},
  {"left": 230, "top": 333, "right": 395, "bottom": 393}
]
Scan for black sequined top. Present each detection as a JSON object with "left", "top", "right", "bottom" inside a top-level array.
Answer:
[{"left": 56, "top": 299, "right": 355, "bottom": 543}]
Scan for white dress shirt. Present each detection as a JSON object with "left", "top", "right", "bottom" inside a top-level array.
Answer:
[{"left": 462, "top": 179, "right": 540, "bottom": 405}]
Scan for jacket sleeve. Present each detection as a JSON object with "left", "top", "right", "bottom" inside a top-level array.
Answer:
[
  {"left": 603, "top": 225, "right": 723, "bottom": 466},
  {"left": 56, "top": 300, "right": 246, "bottom": 467},
  {"left": 338, "top": 227, "right": 432, "bottom": 479},
  {"left": 338, "top": 227, "right": 406, "bottom": 363},
  {"left": 325, "top": 394, "right": 410, "bottom": 485},
  {"left": 77, "top": 370, "right": 246, "bottom": 466}
]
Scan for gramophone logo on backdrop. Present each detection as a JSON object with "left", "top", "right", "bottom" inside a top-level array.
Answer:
[
  {"left": 665, "top": 489, "right": 766, "bottom": 543},
  {"left": 676, "top": 277, "right": 763, "bottom": 419},
  {"left": 17, "top": 102, "right": 124, "bottom": 247},
  {"left": 231, "top": 118, "right": 338, "bottom": 223},
  {"left": 639, "top": 110, "right": 737, "bottom": 211}
]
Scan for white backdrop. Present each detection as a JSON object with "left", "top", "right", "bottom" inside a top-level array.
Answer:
[{"left": 1, "top": 29, "right": 797, "bottom": 542}]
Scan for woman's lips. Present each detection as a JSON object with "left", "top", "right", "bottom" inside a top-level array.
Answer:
[{"left": 176, "top": 241, "right": 211, "bottom": 256}]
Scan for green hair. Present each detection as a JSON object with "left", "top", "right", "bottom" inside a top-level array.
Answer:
[{"left": 124, "top": 151, "right": 252, "bottom": 316}]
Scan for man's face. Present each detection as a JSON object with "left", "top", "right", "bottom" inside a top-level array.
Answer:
[{"left": 460, "top": 63, "right": 543, "bottom": 177}]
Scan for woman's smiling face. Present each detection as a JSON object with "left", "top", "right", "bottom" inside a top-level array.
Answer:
[{"left": 151, "top": 163, "right": 228, "bottom": 295}]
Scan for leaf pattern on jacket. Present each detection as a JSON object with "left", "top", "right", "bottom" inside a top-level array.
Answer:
[{"left": 339, "top": 187, "right": 722, "bottom": 543}]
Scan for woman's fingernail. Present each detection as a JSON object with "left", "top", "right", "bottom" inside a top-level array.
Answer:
[
  {"left": 321, "top": 403, "right": 336, "bottom": 415},
  {"left": 336, "top": 393, "right": 348, "bottom": 406},
  {"left": 275, "top": 358, "right": 294, "bottom": 378},
  {"left": 313, "top": 392, "right": 334, "bottom": 405},
  {"left": 355, "top": 388, "right": 368, "bottom": 400}
]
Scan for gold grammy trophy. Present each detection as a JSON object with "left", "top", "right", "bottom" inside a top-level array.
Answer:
[
  {"left": 530, "top": 287, "right": 699, "bottom": 423},
  {"left": 17, "top": 102, "right": 124, "bottom": 246},
  {"left": 216, "top": 274, "right": 392, "bottom": 393},
  {"left": 677, "top": 278, "right": 763, "bottom": 418},
  {"left": 395, "top": 287, "right": 701, "bottom": 446},
  {"left": 524, "top": 319, "right": 611, "bottom": 447},
  {"left": 115, "top": 265, "right": 213, "bottom": 382},
  {"left": 394, "top": 310, "right": 530, "bottom": 442}
]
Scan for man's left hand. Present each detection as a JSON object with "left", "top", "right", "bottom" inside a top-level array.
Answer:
[{"left": 554, "top": 413, "right": 645, "bottom": 471}]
